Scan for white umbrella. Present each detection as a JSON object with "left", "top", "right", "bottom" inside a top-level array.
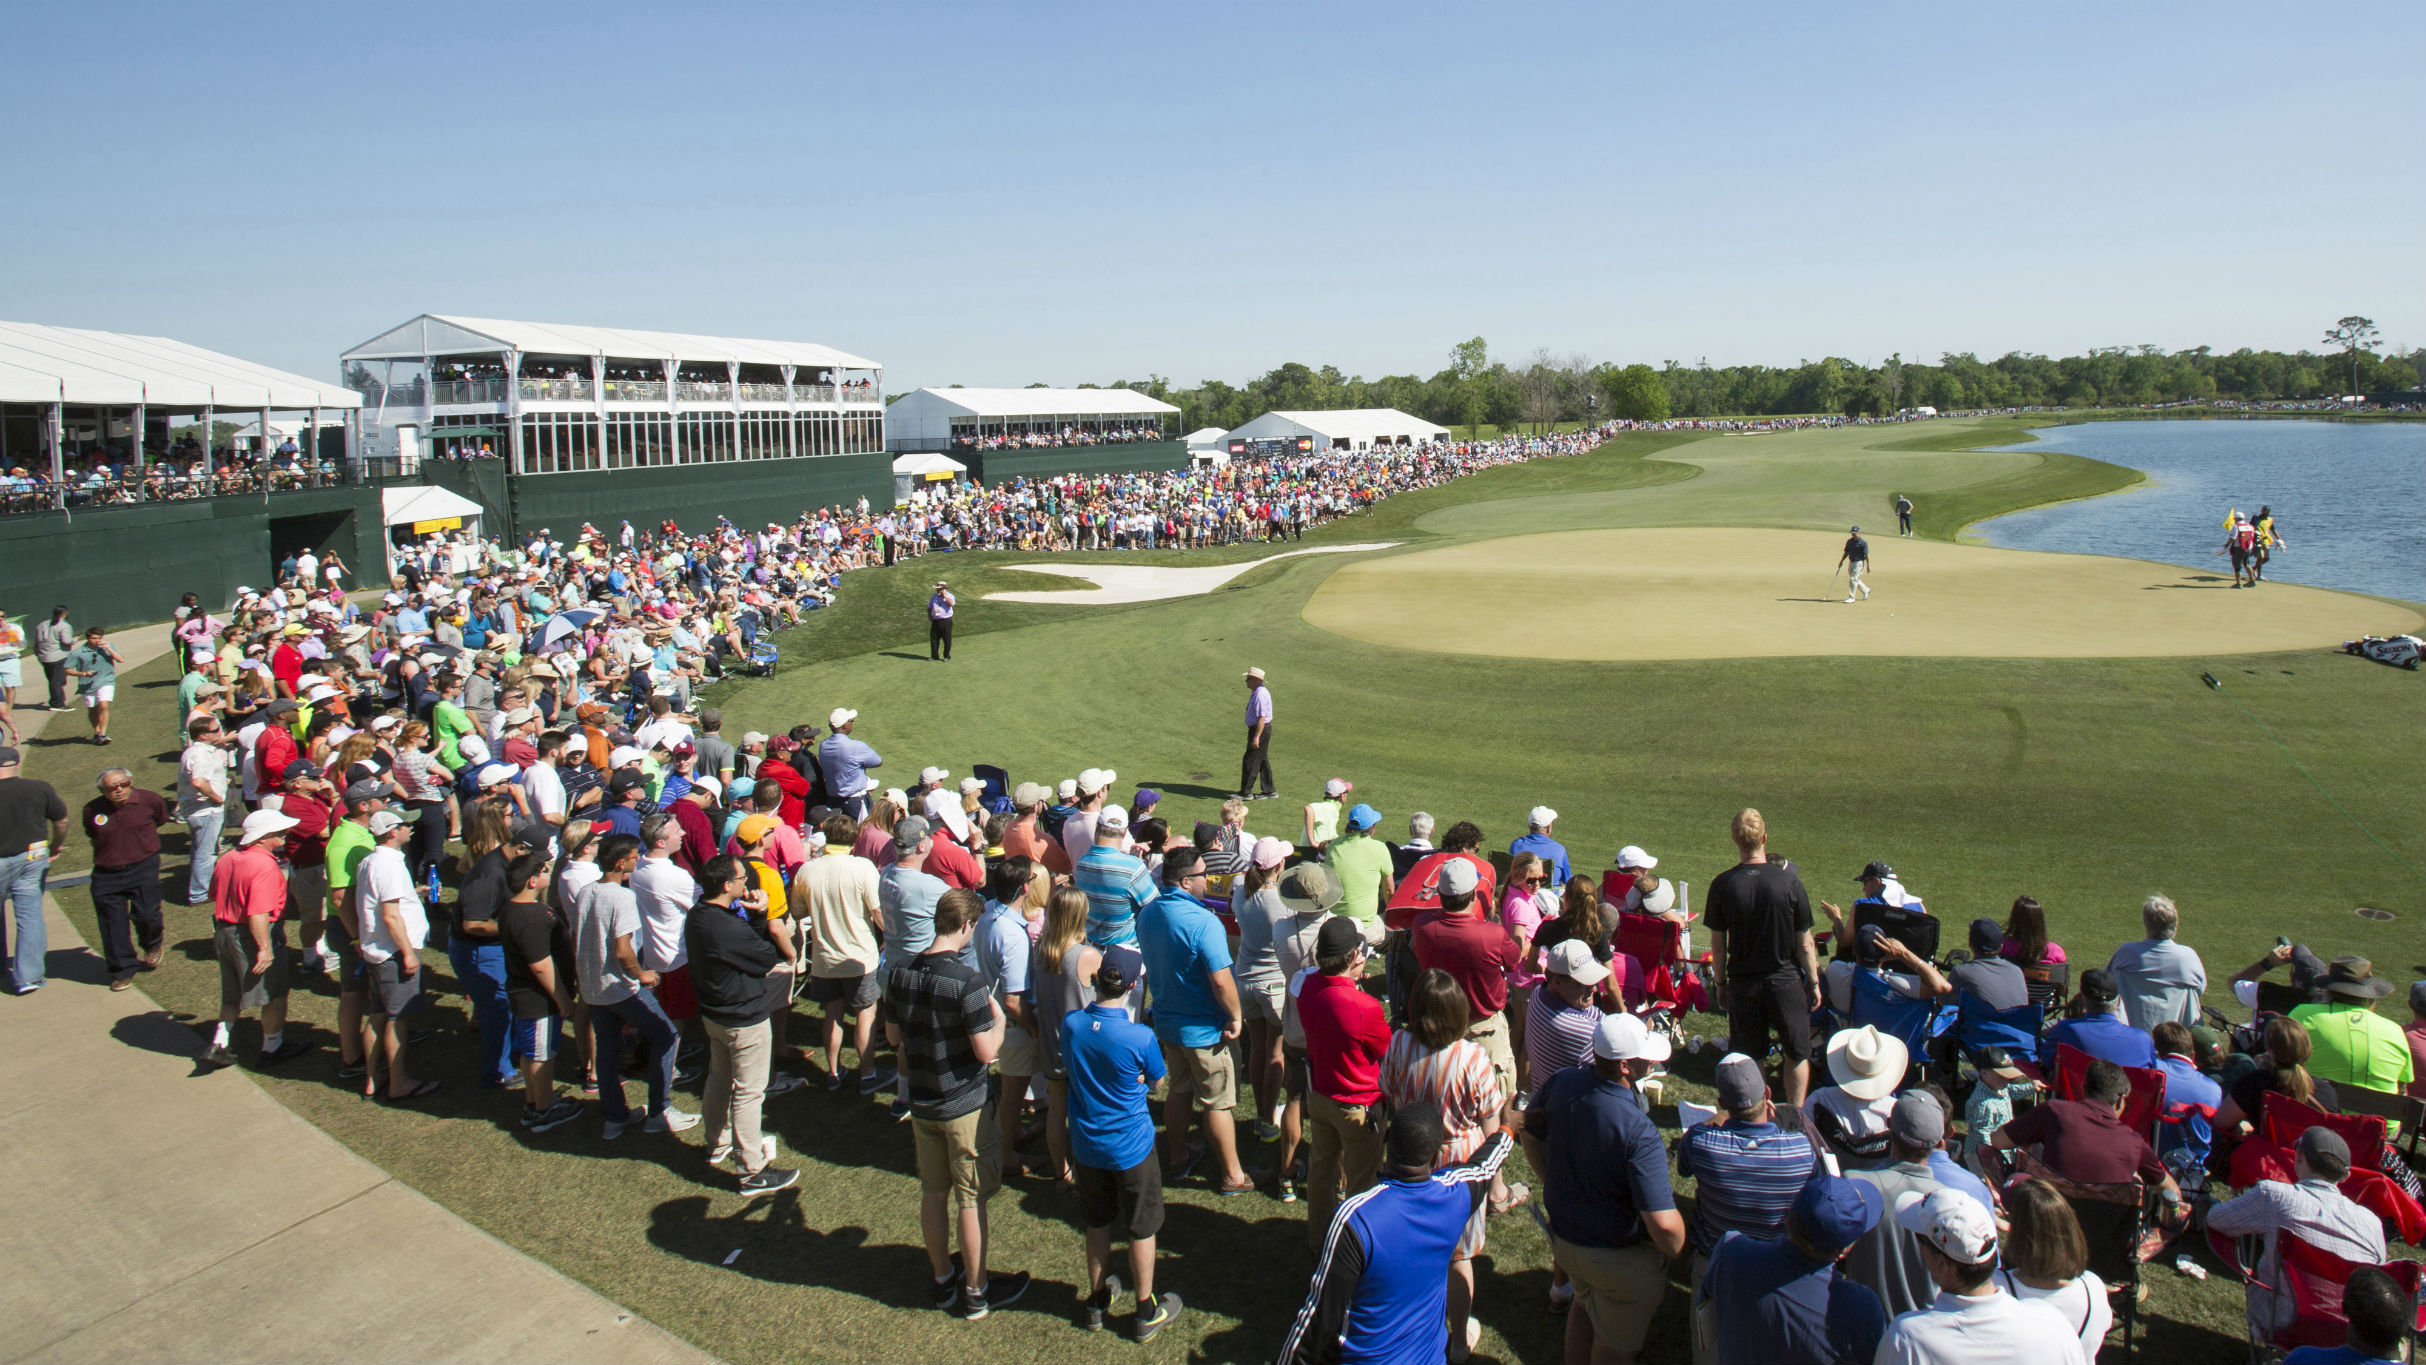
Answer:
[{"left": 536, "top": 608, "right": 603, "bottom": 653}]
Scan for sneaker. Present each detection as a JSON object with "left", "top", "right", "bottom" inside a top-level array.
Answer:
[
  {"left": 674, "top": 1063, "right": 707, "bottom": 1088},
  {"left": 337, "top": 1060, "right": 366, "bottom": 1080},
  {"left": 1253, "top": 1119, "right": 1282, "bottom": 1144},
  {"left": 961, "top": 1269, "right": 1030, "bottom": 1320},
  {"left": 889, "top": 1098, "right": 910, "bottom": 1122},
  {"left": 603, "top": 1115, "right": 638, "bottom": 1141},
  {"left": 764, "top": 1071, "right": 806, "bottom": 1096},
  {"left": 930, "top": 1253, "right": 965, "bottom": 1310},
  {"left": 825, "top": 1070, "right": 846, "bottom": 1092},
  {"left": 738, "top": 1164, "right": 799, "bottom": 1197},
  {"left": 1547, "top": 1279, "right": 1574, "bottom": 1313},
  {"left": 524, "top": 1097, "right": 584, "bottom": 1133},
  {"left": 644, "top": 1108, "right": 700, "bottom": 1134},
  {"left": 202, "top": 1043, "right": 236, "bottom": 1069},
  {"left": 1275, "top": 1177, "right": 1297, "bottom": 1204},
  {"left": 709, "top": 1133, "right": 778, "bottom": 1167},
  {"left": 257, "top": 1039, "right": 313, "bottom": 1067},
  {"left": 1083, "top": 1274, "right": 1124, "bottom": 1331},
  {"left": 1134, "top": 1290, "right": 1184, "bottom": 1344},
  {"left": 859, "top": 1066, "right": 896, "bottom": 1095}
]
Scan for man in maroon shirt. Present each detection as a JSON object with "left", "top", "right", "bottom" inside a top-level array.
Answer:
[
  {"left": 1411, "top": 858, "right": 1523, "bottom": 1101},
  {"left": 1296, "top": 914, "right": 1390, "bottom": 1245},
  {"left": 671, "top": 778, "right": 721, "bottom": 877},
  {"left": 83, "top": 769, "right": 173, "bottom": 989},
  {"left": 1991, "top": 1057, "right": 2183, "bottom": 1205},
  {"left": 275, "top": 759, "right": 342, "bottom": 975}
]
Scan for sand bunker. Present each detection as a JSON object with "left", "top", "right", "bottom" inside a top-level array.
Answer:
[
  {"left": 1302, "top": 527, "right": 2423, "bottom": 661},
  {"left": 985, "top": 543, "right": 1400, "bottom": 604}
]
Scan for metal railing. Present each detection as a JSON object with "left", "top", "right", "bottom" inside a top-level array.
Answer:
[
  {"left": 430, "top": 377, "right": 511, "bottom": 405},
  {"left": 793, "top": 383, "right": 837, "bottom": 403},
  {"left": 518, "top": 377, "right": 593, "bottom": 402},
  {"left": 1, "top": 462, "right": 358, "bottom": 517},
  {"left": 839, "top": 384, "right": 882, "bottom": 405},
  {"left": 601, "top": 378, "right": 668, "bottom": 402},
  {"left": 676, "top": 381, "right": 732, "bottom": 402},
  {"left": 738, "top": 382, "right": 789, "bottom": 402}
]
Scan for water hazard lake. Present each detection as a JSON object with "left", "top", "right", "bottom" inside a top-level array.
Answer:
[{"left": 1975, "top": 419, "right": 2426, "bottom": 604}]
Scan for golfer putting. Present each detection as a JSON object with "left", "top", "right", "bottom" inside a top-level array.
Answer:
[{"left": 1835, "top": 526, "right": 1871, "bottom": 604}]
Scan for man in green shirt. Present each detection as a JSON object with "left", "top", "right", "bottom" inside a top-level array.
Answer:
[
  {"left": 2294, "top": 955, "right": 2416, "bottom": 1095},
  {"left": 324, "top": 782, "right": 387, "bottom": 1080},
  {"left": 430, "top": 674, "right": 475, "bottom": 771},
  {"left": 62, "top": 627, "right": 123, "bottom": 745},
  {"left": 178, "top": 655, "right": 218, "bottom": 716},
  {"left": 1327, "top": 803, "right": 1396, "bottom": 945}
]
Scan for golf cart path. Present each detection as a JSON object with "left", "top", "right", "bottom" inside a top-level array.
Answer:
[
  {"left": 2, "top": 895, "right": 711, "bottom": 1365},
  {"left": 984, "top": 542, "right": 1400, "bottom": 604}
]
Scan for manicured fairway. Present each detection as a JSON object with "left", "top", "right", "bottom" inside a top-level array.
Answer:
[
  {"left": 29, "top": 416, "right": 2426, "bottom": 1365},
  {"left": 1303, "top": 526, "right": 2426, "bottom": 660}
]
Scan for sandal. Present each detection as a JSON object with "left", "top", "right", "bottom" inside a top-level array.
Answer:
[{"left": 388, "top": 1079, "right": 441, "bottom": 1103}]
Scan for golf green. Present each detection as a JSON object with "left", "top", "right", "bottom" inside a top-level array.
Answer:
[{"left": 31, "top": 416, "right": 2426, "bottom": 1364}]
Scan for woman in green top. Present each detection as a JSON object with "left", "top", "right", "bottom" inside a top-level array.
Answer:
[
  {"left": 429, "top": 672, "right": 475, "bottom": 771},
  {"left": 1302, "top": 777, "right": 1352, "bottom": 851}
]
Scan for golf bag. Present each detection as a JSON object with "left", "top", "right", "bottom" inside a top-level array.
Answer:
[{"left": 2344, "top": 635, "right": 2424, "bottom": 669}]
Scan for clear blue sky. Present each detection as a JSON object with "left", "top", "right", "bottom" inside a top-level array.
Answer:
[{"left": 2, "top": 1, "right": 2418, "bottom": 392}]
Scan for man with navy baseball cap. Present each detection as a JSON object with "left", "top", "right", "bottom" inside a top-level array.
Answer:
[{"left": 1693, "top": 1173, "right": 1891, "bottom": 1365}]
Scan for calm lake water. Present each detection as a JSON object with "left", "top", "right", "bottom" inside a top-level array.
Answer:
[{"left": 1975, "top": 420, "right": 2426, "bottom": 604}]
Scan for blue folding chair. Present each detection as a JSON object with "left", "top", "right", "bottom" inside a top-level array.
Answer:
[
  {"left": 1956, "top": 993, "right": 2043, "bottom": 1061},
  {"left": 1845, "top": 969, "right": 1954, "bottom": 1077},
  {"left": 971, "top": 764, "right": 1015, "bottom": 816}
]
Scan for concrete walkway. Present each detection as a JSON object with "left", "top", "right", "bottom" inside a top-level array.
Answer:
[{"left": 2, "top": 894, "right": 710, "bottom": 1365}]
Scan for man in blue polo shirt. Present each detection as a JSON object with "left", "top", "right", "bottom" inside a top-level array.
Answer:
[
  {"left": 1061, "top": 957, "right": 1184, "bottom": 1342},
  {"left": 2043, "top": 967, "right": 2157, "bottom": 1069},
  {"left": 1677, "top": 1052, "right": 1818, "bottom": 1299},
  {"left": 1692, "top": 1174, "right": 1890, "bottom": 1365},
  {"left": 1278, "top": 1102, "right": 1514, "bottom": 1365},
  {"left": 1508, "top": 806, "right": 1570, "bottom": 889},
  {"left": 1136, "top": 849, "right": 1252, "bottom": 1194},
  {"left": 1522, "top": 1012, "right": 1687, "bottom": 1365}
]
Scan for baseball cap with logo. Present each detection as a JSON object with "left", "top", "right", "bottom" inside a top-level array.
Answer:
[
  {"left": 1545, "top": 938, "right": 1611, "bottom": 987},
  {"left": 1713, "top": 1052, "right": 1767, "bottom": 1110},
  {"left": 1096, "top": 806, "right": 1130, "bottom": 834},
  {"left": 1591, "top": 1012, "right": 1671, "bottom": 1064},
  {"left": 1894, "top": 1188, "right": 1998, "bottom": 1265},
  {"left": 1435, "top": 857, "right": 1480, "bottom": 898},
  {"left": 891, "top": 814, "right": 932, "bottom": 852}
]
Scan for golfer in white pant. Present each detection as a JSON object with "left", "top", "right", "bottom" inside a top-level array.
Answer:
[{"left": 1837, "top": 527, "right": 1871, "bottom": 603}]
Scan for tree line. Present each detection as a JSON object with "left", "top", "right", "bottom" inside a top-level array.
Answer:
[{"left": 1062, "top": 327, "right": 2423, "bottom": 433}]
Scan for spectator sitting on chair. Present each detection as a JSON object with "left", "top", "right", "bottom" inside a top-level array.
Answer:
[
  {"left": 1690, "top": 1172, "right": 1889, "bottom": 1365},
  {"left": 2407, "top": 981, "right": 2426, "bottom": 1104},
  {"left": 1822, "top": 923, "right": 1949, "bottom": 1017},
  {"left": 1508, "top": 805, "right": 1570, "bottom": 889},
  {"left": 2151, "top": 1020, "right": 2223, "bottom": 1173},
  {"left": 2206, "top": 1126, "right": 2386, "bottom": 1342},
  {"left": 1990, "top": 1058, "right": 2181, "bottom": 1215},
  {"left": 1992, "top": 1176, "right": 2112, "bottom": 1360},
  {"left": 2041, "top": 968, "right": 2156, "bottom": 1069},
  {"left": 1676, "top": 1051, "right": 1819, "bottom": 1288},
  {"left": 1873, "top": 1187, "right": 2089, "bottom": 1365},
  {"left": 2105, "top": 894, "right": 2206, "bottom": 1032},
  {"left": 1947, "top": 919, "right": 2029, "bottom": 1009},
  {"left": 2281, "top": 1264, "right": 2411, "bottom": 1365},
  {"left": 1816, "top": 861, "right": 1922, "bottom": 955},
  {"left": 2287, "top": 956, "right": 2416, "bottom": 1097},
  {"left": 1808, "top": 1025, "right": 1909, "bottom": 1169},
  {"left": 1997, "top": 895, "right": 2066, "bottom": 970}
]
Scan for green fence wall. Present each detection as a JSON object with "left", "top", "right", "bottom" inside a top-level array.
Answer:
[
  {"left": 0, "top": 486, "right": 382, "bottom": 631},
  {"left": 963, "top": 440, "right": 1192, "bottom": 486}
]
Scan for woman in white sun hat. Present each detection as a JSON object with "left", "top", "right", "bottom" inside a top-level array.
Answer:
[{"left": 1808, "top": 1023, "right": 1908, "bottom": 1167}]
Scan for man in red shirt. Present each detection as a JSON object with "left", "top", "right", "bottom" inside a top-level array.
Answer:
[
  {"left": 999, "top": 782, "right": 1069, "bottom": 877},
  {"left": 274, "top": 759, "right": 341, "bottom": 976},
  {"left": 760, "top": 736, "right": 812, "bottom": 828},
  {"left": 268, "top": 625, "right": 307, "bottom": 698},
  {"left": 204, "top": 808, "right": 312, "bottom": 1070},
  {"left": 1412, "top": 858, "right": 1523, "bottom": 1101},
  {"left": 670, "top": 778, "right": 721, "bottom": 877},
  {"left": 253, "top": 699, "right": 301, "bottom": 797},
  {"left": 1297, "top": 914, "right": 1390, "bottom": 1245},
  {"left": 1990, "top": 1057, "right": 2182, "bottom": 1203}
]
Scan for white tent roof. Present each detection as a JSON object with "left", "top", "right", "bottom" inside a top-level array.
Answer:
[
  {"left": 891, "top": 452, "right": 968, "bottom": 478},
  {"left": 894, "top": 386, "right": 1178, "bottom": 418},
  {"left": 341, "top": 315, "right": 880, "bottom": 371},
  {"left": 1248, "top": 408, "right": 1447, "bottom": 442},
  {"left": 1183, "top": 426, "right": 1229, "bottom": 447},
  {"left": 379, "top": 484, "right": 488, "bottom": 528},
  {"left": 0, "top": 321, "right": 363, "bottom": 409}
]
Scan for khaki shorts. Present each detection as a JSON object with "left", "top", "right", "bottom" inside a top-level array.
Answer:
[
  {"left": 1240, "top": 978, "right": 1286, "bottom": 1024},
  {"left": 1553, "top": 1236, "right": 1666, "bottom": 1356},
  {"left": 912, "top": 1101, "right": 1001, "bottom": 1211},
  {"left": 1160, "top": 1038, "right": 1238, "bottom": 1112},
  {"left": 996, "top": 1021, "right": 1040, "bottom": 1076},
  {"left": 1468, "top": 1009, "right": 1517, "bottom": 1101}
]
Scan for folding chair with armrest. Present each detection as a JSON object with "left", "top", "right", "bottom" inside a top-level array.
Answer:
[
  {"left": 2009, "top": 1147, "right": 2150, "bottom": 1361},
  {"left": 2208, "top": 1222, "right": 2426, "bottom": 1363}
]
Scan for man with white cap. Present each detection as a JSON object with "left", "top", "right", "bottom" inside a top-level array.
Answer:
[
  {"left": 1062, "top": 767, "right": 1116, "bottom": 870},
  {"left": 1842, "top": 1091, "right": 1956, "bottom": 1319},
  {"left": 354, "top": 808, "right": 438, "bottom": 1101},
  {"left": 202, "top": 807, "right": 311, "bottom": 1070},
  {"left": 816, "top": 707, "right": 881, "bottom": 819},
  {"left": 1873, "top": 1187, "right": 2087, "bottom": 1364},
  {"left": 1075, "top": 805, "right": 1153, "bottom": 949},
  {"left": 927, "top": 579, "right": 954, "bottom": 661},
  {"left": 1521, "top": 1012, "right": 1685, "bottom": 1365},
  {"left": 1508, "top": 806, "right": 1570, "bottom": 889},
  {"left": 1239, "top": 667, "right": 1275, "bottom": 801},
  {"left": 918, "top": 766, "right": 969, "bottom": 843},
  {"left": 1522, "top": 940, "right": 1610, "bottom": 1092},
  {"left": 998, "top": 782, "right": 1069, "bottom": 876}
]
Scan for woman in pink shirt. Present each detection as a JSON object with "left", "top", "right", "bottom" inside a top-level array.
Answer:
[{"left": 1500, "top": 853, "right": 1552, "bottom": 1083}]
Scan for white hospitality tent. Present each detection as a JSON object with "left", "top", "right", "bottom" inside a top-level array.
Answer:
[
  {"left": 1223, "top": 408, "right": 1448, "bottom": 453},
  {"left": 891, "top": 450, "right": 967, "bottom": 504},
  {"left": 378, "top": 484, "right": 489, "bottom": 576},
  {"left": 885, "top": 386, "right": 1179, "bottom": 451},
  {"left": 1184, "top": 426, "right": 1231, "bottom": 463},
  {"left": 0, "top": 320, "right": 360, "bottom": 482}
]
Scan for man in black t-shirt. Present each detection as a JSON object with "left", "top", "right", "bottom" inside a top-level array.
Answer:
[
  {"left": 496, "top": 851, "right": 581, "bottom": 1132},
  {"left": 1836, "top": 526, "right": 1871, "bottom": 603},
  {"left": 1, "top": 746, "right": 71, "bottom": 995},
  {"left": 1703, "top": 808, "right": 1821, "bottom": 1106}
]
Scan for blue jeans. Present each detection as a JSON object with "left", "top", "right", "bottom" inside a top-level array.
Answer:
[
  {"left": 2, "top": 851, "right": 48, "bottom": 992},
  {"left": 446, "top": 937, "right": 515, "bottom": 1086},
  {"left": 184, "top": 805, "right": 224, "bottom": 904},
  {"left": 592, "top": 991, "right": 679, "bottom": 1122}
]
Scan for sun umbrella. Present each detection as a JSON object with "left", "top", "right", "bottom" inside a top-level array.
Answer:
[{"left": 536, "top": 608, "right": 602, "bottom": 653}]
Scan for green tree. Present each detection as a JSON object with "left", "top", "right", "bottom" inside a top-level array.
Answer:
[
  {"left": 1448, "top": 336, "right": 1490, "bottom": 380},
  {"left": 1598, "top": 363, "right": 1669, "bottom": 421},
  {"left": 2323, "top": 315, "right": 2379, "bottom": 397}
]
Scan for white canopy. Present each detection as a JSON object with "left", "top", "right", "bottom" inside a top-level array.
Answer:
[
  {"left": 892, "top": 452, "right": 968, "bottom": 478},
  {"left": 0, "top": 320, "right": 363, "bottom": 409},
  {"left": 1184, "top": 426, "right": 1229, "bottom": 448},
  {"left": 893, "top": 386, "right": 1177, "bottom": 419},
  {"left": 342, "top": 315, "right": 880, "bottom": 371},
  {"left": 379, "top": 484, "right": 487, "bottom": 529},
  {"left": 1228, "top": 408, "right": 1448, "bottom": 446}
]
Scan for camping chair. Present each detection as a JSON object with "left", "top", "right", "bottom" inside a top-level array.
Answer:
[
  {"left": 2019, "top": 958, "right": 2071, "bottom": 1013},
  {"left": 2210, "top": 1223, "right": 2426, "bottom": 1362},
  {"left": 970, "top": 764, "right": 1014, "bottom": 817},
  {"left": 1851, "top": 899, "right": 1938, "bottom": 961},
  {"left": 2052, "top": 1042, "right": 2170, "bottom": 1142},
  {"left": 1844, "top": 969, "right": 1953, "bottom": 1085},
  {"left": 1611, "top": 910, "right": 1704, "bottom": 1044},
  {"left": 2260, "top": 1090, "right": 2387, "bottom": 1174},
  {"left": 1935, "top": 992, "right": 2045, "bottom": 1089},
  {"left": 2009, "top": 1148, "right": 2150, "bottom": 1361},
  {"left": 2333, "top": 1083, "right": 2425, "bottom": 1168}
]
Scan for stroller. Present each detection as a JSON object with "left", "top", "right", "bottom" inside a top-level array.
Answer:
[{"left": 740, "top": 634, "right": 779, "bottom": 678}]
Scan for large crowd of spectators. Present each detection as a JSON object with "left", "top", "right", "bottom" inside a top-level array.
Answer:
[
  {"left": 1, "top": 433, "right": 345, "bottom": 514},
  {"left": 950, "top": 421, "right": 1170, "bottom": 451}
]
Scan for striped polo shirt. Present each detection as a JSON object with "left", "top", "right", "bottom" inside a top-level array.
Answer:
[{"left": 1676, "top": 1118, "right": 1819, "bottom": 1254}]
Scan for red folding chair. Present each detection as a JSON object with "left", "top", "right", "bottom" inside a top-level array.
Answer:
[
  {"left": 1613, "top": 910, "right": 1702, "bottom": 1015},
  {"left": 2051, "top": 1042, "right": 2169, "bottom": 1140},
  {"left": 2214, "top": 1223, "right": 2426, "bottom": 1359},
  {"left": 2261, "top": 1090, "right": 2388, "bottom": 1174}
]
